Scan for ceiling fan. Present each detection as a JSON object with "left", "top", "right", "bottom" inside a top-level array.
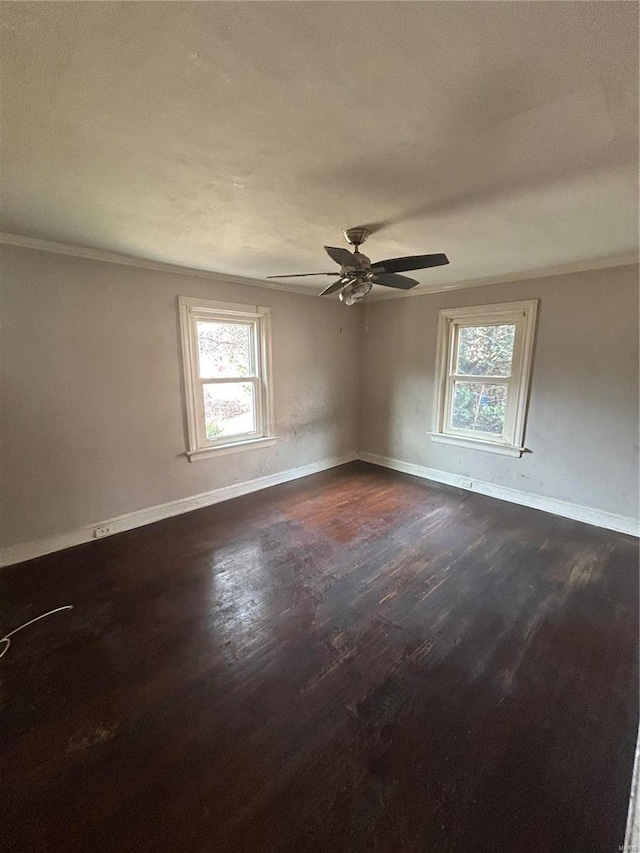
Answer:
[{"left": 267, "top": 228, "right": 449, "bottom": 304}]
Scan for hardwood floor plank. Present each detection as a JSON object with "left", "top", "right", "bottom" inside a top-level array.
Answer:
[{"left": 1, "top": 462, "right": 637, "bottom": 852}]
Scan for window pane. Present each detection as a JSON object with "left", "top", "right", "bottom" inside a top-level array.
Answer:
[
  {"left": 197, "top": 321, "right": 252, "bottom": 378},
  {"left": 456, "top": 324, "right": 516, "bottom": 376},
  {"left": 450, "top": 383, "right": 507, "bottom": 435},
  {"left": 203, "top": 383, "right": 255, "bottom": 440}
]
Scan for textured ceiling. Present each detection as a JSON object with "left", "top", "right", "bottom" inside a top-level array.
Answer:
[{"left": 1, "top": 2, "right": 638, "bottom": 296}]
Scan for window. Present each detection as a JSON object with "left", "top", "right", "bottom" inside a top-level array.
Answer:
[
  {"left": 431, "top": 300, "right": 537, "bottom": 457},
  {"left": 179, "top": 297, "right": 275, "bottom": 460}
]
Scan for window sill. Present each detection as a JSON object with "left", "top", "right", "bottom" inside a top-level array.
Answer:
[
  {"left": 187, "top": 436, "right": 278, "bottom": 462},
  {"left": 429, "top": 432, "right": 526, "bottom": 458}
]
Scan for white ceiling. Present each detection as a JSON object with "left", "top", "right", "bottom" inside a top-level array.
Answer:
[{"left": 1, "top": 2, "right": 638, "bottom": 297}]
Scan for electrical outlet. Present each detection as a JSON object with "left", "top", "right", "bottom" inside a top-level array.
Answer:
[{"left": 93, "top": 525, "right": 112, "bottom": 539}]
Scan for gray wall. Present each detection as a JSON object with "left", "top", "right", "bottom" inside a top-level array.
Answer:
[
  {"left": 359, "top": 264, "right": 639, "bottom": 520},
  {"left": 0, "top": 245, "right": 360, "bottom": 547},
  {"left": 1, "top": 247, "right": 638, "bottom": 552}
]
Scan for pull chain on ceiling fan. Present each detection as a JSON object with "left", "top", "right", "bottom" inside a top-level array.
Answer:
[{"left": 267, "top": 228, "right": 449, "bottom": 304}]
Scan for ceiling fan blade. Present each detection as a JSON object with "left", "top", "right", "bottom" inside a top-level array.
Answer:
[
  {"left": 266, "top": 272, "right": 340, "bottom": 279},
  {"left": 371, "top": 272, "right": 420, "bottom": 290},
  {"left": 372, "top": 253, "right": 449, "bottom": 274},
  {"left": 319, "top": 279, "right": 347, "bottom": 296},
  {"left": 325, "top": 246, "right": 356, "bottom": 267}
]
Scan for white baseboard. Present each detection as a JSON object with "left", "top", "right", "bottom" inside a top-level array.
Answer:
[
  {"left": 0, "top": 452, "right": 358, "bottom": 567},
  {"left": 2, "top": 448, "right": 637, "bottom": 567},
  {"left": 358, "top": 451, "right": 639, "bottom": 537}
]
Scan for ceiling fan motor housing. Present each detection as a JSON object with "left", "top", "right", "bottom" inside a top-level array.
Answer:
[{"left": 350, "top": 252, "right": 372, "bottom": 271}]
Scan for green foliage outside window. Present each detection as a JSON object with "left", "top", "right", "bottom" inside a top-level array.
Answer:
[
  {"left": 451, "top": 383, "right": 507, "bottom": 434},
  {"left": 451, "top": 324, "right": 515, "bottom": 435}
]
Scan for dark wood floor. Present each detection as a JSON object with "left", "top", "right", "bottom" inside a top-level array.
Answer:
[{"left": 1, "top": 462, "right": 638, "bottom": 853}]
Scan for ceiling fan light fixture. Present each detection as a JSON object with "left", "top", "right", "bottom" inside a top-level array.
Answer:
[{"left": 339, "top": 280, "right": 372, "bottom": 305}]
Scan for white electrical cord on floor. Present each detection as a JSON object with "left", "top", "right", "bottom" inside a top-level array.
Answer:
[{"left": 0, "top": 605, "right": 74, "bottom": 660}]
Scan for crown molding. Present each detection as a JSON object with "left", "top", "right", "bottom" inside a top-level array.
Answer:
[
  {"left": 368, "top": 252, "right": 640, "bottom": 301},
  {"left": 0, "top": 232, "right": 320, "bottom": 298},
  {"left": 2, "top": 232, "right": 637, "bottom": 302}
]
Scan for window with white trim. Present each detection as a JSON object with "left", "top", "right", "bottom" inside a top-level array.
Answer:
[
  {"left": 431, "top": 300, "right": 537, "bottom": 457},
  {"left": 179, "top": 297, "right": 275, "bottom": 461}
]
